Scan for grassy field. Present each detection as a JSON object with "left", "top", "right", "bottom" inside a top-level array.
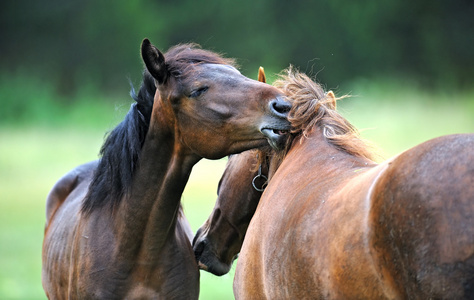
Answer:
[{"left": 0, "top": 83, "right": 473, "bottom": 299}]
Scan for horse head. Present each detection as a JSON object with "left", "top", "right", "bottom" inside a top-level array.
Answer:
[
  {"left": 141, "top": 39, "right": 291, "bottom": 159},
  {"left": 193, "top": 149, "right": 270, "bottom": 275}
]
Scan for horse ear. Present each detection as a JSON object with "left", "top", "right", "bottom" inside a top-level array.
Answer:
[
  {"left": 326, "top": 90, "right": 337, "bottom": 110},
  {"left": 258, "top": 66, "right": 266, "bottom": 83},
  {"left": 141, "top": 38, "right": 168, "bottom": 84}
]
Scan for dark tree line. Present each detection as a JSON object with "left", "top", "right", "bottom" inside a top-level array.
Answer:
[{"left": 1, "top": 0, "right": 473, "bottom": 98}]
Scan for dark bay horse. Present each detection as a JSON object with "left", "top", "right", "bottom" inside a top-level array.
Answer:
[
  {"left": 193, "top": 67, "right": 474, "bottom": 299},
  {"left": 42, "top": 39, "right": 291, "bottom": 299}
]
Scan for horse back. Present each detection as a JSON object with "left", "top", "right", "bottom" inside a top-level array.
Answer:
[
  {"left": 370, "top": 134, "right": 474, "bottom": 299},
  {"left": 44, "top": 161, "right": 97, "bottom": 230}
]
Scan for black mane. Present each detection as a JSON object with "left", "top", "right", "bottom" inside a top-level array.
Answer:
[
  {"left": 81, "top": 72, "right": 155, "bottom": 214},
  {"left": 81, "top": 44, "right": 235, "bottom": 214}
]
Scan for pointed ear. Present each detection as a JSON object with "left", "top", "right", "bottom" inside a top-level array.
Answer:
[
  {"left": 258, "top": 66, "right": 266, "bottom": 83},
  {"left": 141, "top": 38, "right": 168, "bottom": 84},
  {"left": 326, "top": 90, "right": 337, "bottom": 110}
]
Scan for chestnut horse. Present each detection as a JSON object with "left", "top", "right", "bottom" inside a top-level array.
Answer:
[
  {"left": 194, "top": 67, "right": 474, "bottom": 299},
  {"left": 42, "top": 40, "right": 291, "bottom": 299}
]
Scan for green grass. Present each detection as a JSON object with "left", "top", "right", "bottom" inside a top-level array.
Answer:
[{"left": 0, "top": 81, "right": 472, "bottom": 299}]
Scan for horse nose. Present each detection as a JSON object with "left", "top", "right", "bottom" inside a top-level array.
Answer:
[
  {"left": 193, "top": 231, "right": 206, "bottom": 255},
  {"left": 193, "top": 238, "right": 208, "bottom": 262},
  {"left": 269, "top": 97, "right": 291, "bottom": 118}
]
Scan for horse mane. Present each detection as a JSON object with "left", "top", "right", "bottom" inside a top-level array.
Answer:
[
  {"left": 273, "top": 66, "right": 377, "bottom": 161},
  {"left": 82, "top": 44, "right": 235, "bottom": 214}
]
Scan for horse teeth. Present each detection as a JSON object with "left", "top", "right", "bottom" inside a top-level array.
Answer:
[
  {"left": 273, "top": 129, "right": 286, "bottom": 135},
  {"left": 198, "top": 262, "right": 208, "bottom": 270}
]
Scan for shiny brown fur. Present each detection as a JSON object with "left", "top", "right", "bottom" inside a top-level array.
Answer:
[
  {"left": 42, "top": 40, "right": 291, "bottom": 299},
  {"left": 194, "top": 67, "right": 474, "bottom": 299}
]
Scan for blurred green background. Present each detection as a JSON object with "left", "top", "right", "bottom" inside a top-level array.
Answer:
[{"left": 1, "top": 0, "right": 473, "bottom": 299}]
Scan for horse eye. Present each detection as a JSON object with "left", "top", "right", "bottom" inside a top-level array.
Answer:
[{"left": 189, "top": 86, "right": 209, "bottom": 98}]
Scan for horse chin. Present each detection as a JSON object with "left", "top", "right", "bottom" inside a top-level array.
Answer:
[
  {"left": 201, "top": 259, "right": 231, "bottom": 276},
  {"left": 195, "top": 248, "right": 232, "bottom": 276}
]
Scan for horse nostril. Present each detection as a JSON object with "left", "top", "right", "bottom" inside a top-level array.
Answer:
[
  {"left": 270, "top": 97, "right": 291, "bottom": 117},
  {"left": 193, "top": 238, "right": 207, "bottom": 260}
]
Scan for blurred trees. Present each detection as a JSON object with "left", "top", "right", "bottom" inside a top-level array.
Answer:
[{"left": 1, "top": 0, "right": 473, "bottom": 98}]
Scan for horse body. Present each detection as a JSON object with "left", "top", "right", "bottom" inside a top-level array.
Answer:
[
  {"left": 194, "top": 68, "right": 474, "bottom": 299},
  {"left": 235, "top": 131, "right": 473, "bottom": 299},
  {"left": 234, "top": 128, "right": 389, "bottom": 299},
  {"left": 43, "top": 159, "right": 199, "bottom": 299},
  {"left": 42, "top": 40, "right": 290, "bottom": 299}
]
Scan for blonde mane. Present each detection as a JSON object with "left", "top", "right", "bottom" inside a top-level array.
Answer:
[{"left": 273, "top": 66, "right": 377, "bottom": 161}]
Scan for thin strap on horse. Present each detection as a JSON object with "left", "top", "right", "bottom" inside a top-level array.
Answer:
[{"left": 252, "top": 164, "right": 268, "bottom": 192}]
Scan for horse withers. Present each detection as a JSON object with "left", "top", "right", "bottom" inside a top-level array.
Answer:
[
  {"left": 42, "top": 40, "right": 291, "bottom": 299},
  {"left": 193, "top": 67, "right": 474, "bottom": 299}
]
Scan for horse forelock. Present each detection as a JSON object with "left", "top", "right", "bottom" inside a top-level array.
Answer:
[
  {"left": 164, "top": 43, "right": 237, "bottom": 80},
  {"left": 274, "top": 66, "right": 377, "bottom": 161}
]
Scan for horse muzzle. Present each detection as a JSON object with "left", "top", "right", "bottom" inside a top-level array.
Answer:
[
  {"left": 193, "top": 238, "right": 232, "bottom": 276},
  {"left": 261, "top": 97, "right": 291, "bottom": 150}
]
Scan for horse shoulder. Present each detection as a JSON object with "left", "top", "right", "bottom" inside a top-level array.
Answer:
[
  {"left": 45, "top": 161, "right": 97, "bottom": 229},
  {"left": 369, "top": 134, "right": 474, "bottom": 299},
  {"left": 234, "top": 190, "right": 271, "bottom": 299},
  {"left": 303, "top": 164, "right": 396, "bottom": 299}
]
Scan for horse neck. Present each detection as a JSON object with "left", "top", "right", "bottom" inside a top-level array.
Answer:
[
  {"left": 283, "top": 127, "right": 373, "bottom": 179},
  {"left": 114, "top": 99, "right": 200, "bottom": 259}
]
